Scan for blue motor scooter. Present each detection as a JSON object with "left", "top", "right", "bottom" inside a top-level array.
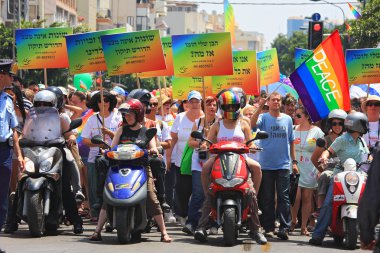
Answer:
[{"left": 91, "top": 128, "right": 156, "bottom": 244}]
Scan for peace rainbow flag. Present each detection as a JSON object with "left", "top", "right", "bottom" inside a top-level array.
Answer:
[
  {"left": 224, "top": 0, "right": 235, "bottom": 46},
  {"left": 76, "top": 109, "right": 94, "bottom": 152},
  {"left": 348, "top": 3, "right": 361, "bottom": 19},
  {"left": 289, "top": 30, "right": 350, "bottom": 122}
]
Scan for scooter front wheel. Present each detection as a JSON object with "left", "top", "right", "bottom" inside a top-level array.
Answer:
[
  {"left": 344, "top": 217, "right": 358, "bottom": 250},
  {"left": 223, "top": 207, "right": 237, "bottom": 246},
  {"left": 116, "top": 208, "right": 132, "bottom": 244},
  {"left": 27, "top": 191, "right": 45, "bottom": 237}
]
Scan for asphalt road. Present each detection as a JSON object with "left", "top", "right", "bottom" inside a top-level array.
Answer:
[{"left": 0, "top": 220, "right": 367, "bottom": 253}]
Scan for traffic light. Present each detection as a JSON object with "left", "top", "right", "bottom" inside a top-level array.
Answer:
[{"left": 308, "top": 21, "right": 323, "bottom": 50}]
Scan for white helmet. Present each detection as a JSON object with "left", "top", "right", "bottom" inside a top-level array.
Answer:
[{"left": 33, "top": 90, "right": 57, "bottom": 108}]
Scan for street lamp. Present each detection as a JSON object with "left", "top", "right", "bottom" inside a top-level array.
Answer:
[{"left": 310, "top": 0, "right": 346, "bottom": 31}]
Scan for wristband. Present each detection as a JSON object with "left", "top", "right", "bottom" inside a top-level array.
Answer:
[{"left": 292, "top": 160, "right": 298, "bottom": 165}]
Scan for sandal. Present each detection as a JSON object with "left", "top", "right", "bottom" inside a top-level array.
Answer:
[
  {"left": 301, "top": 228, "right": 310, "bottom": 236},
  {"left": 89, "top": 231, "right": 102, "bottom": 241},
  {"left": 160, "top": 233, "right": 172, "bottom": 243},
  {"left": 289, "top": 221, "right": 297, "bottom": 232}
]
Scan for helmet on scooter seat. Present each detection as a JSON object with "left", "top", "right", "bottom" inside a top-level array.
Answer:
[
  {"left": 344, "top": 112, "right": 369, "bottom": 134},
  {"left": 45, "top": 86, "right": 64, "bottom": 109},
  {"left": 119, "top": 99, "right": 145, "bottom": 124},
  {"left": 33, "top": 90, "right": 57, "bottom": 108},
  {"left": 218, "top": 90, "right": 242, "bottom": 120},
  {"left": 128, "top": 89, "right": 152, "bottom": 114}
]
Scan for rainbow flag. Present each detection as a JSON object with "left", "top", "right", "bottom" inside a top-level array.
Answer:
[
  {"left": 76, "top": 109, "right": 94, "bottom": 156},
  {"left": 345, "top": 22, "right": 352, "bottom": 31},
  {"left": 289, "top": 30, "right": 350, "bottom": 122},
  {"left": 348, "top": 3, "right": 361, "bottom": 19},
  {"left": 224, "top": 0, "right": 236, "bottom": 47}
]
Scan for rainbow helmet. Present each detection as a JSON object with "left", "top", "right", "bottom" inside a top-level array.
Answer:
[{"left": 218, "top": 90, "right": 241, "bottom": 120}]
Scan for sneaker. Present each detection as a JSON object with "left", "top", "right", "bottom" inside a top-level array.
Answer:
[
  {"left": 258, "top": 209, "right": 262, "bottom": 216},
  {"left": 73, "top": 223, "right": 84, "bottom": 234},
  {"left": 3, "top": 223, "right": 18, "bottom": 234},
  {"left": 209, "top": 226, "right": 218, "bottom": 235},
  {"left": 274, "top": 220, "right": 280, "bottom": 228},
  {"left": 264, "top": 230, "right": 275, "bottom": 238},
  {"left": 277, "top": 229, "right": 289, "bottom": 240},
  {"left": 176, "top": 216, "right": 187, "bottom": 226},
  {"left": 75, "top": 191, "right": 85, "bottom": 203},
  {"left": 164, "top": 210, "right": 176, "bottom": 223},
  {"left": 309, "top": 237, "right": 323, "bottom": 245},
  {"left": 250, "top": 231, "right": 267, "bottom": 245},
  {"left": 182, "top": 224, "right": 194, "bottom": 235},
  {"left": 194, "top": 229, "right": 208, "bottom": 242},
  {"left": 160, "top": 202, "right": 171, "bottom": 213}
]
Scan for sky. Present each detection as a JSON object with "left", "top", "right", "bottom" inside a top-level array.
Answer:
[{"left": 191, "top": 0, "right": 361, "bottom": 49}]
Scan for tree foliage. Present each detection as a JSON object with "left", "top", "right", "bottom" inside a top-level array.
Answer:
[
  {"left": 271, "top": 31, "right": 308, "bottom": 76},
  {"left": 349, "top": 0, "right": 380, "bottom": 48}
]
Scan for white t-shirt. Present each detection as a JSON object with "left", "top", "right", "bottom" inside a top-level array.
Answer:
[
  {"left": 363, "top": 121, "right": 379, "bottom": 149},
  {"left": 157, "top": 113, "right": 176, "bottom": 163},
  {"left": 155, "top": 120, "right": 172, "bottom": 164},
  {"left": 171, "top": 112, "right": 196, "bottom": 167},
  {"left": 81, "top": 110, "right": 122, "bottom": 163}
]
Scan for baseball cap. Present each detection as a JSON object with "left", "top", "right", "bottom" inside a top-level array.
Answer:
[{"left": 188, "top": 90, "right": 202, "bottom": 101}]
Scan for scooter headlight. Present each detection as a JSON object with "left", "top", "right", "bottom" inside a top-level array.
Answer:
[
  {"left": 39, "top": 157, "right": 53, "bottom": 172},
  {"left": 214, "top": 178, "right": 244, "bottom": 188},
  {"left": 345, "top": 172, "right": 359, "bottom": 186}
]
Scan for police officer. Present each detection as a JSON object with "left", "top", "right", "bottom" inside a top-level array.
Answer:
[{"left": 0, "top": 60, "right": 24, "bottom": 253}]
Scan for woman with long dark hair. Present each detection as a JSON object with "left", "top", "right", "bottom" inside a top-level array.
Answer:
[{"left": 4, "top": 85, "right": 27, "bottom": 193}]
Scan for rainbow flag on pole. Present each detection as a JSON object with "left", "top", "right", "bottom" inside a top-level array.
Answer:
[
  {"left": 289, "top": 30, "right": 350, "bottom": 122},
  {"left": 224, "top": 0, "right": 236, "bottom": 47},
  {"left": 348, "top": 3, "right": 362, "bottom": 19}
]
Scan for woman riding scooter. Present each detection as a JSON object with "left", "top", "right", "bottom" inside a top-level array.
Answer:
[
  {"left": 309, "top": 112, "right": 370, "bottom": 246},
  {"left": 89, "top": 99, "right": 172, "bottom": 242},
  {"left": 193, "top": 89, "right": 267, "bottom": 245}
]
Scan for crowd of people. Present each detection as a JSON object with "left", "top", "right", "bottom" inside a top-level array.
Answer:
[{"left": 0, "top": 59, "right": 380, "bottom": 252}]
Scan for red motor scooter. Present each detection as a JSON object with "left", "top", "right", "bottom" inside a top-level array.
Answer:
[{"left": 191, "top": 131, "right": 268, "bottom": 246}]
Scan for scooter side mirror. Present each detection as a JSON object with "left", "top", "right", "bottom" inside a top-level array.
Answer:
[
  {"left": 62, "top": 118, "right": 83, "bottom": 135},
  {"left": 145, "top": 128, "right": 157, "bottom": 142},
  {"left": 191, "top": 130, "right": 213, "bottom": 145},
  {"left": 91, "top": 135, "right": 110, "bottom": 149},
  {"left": 246, "top": 131, "right": 268, "bottom": 146},
  {"left": 316, "top": 138, "right": 326, "bottom": 148}
]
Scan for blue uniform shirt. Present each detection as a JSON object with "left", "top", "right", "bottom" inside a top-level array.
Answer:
[{"left": 0, "top": 91, "right": 18, "bottom": 142}]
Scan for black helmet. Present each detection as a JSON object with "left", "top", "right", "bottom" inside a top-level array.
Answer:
[
  {"left": 344, "top": 112, "right": 369, "bottom": 135},
  {"left": 128, "top": 89, "right": 152, "bottom": 114},
  {"left": 45, "top": 86, "right": 64, "bottom": 109}
]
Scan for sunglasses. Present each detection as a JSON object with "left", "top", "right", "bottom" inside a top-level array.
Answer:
[
  {"left": 296, "top": 114, "right": 302, "bottom": 119},
  {"left": 367, "top": 102, "right": 380, "bottom": 107},
  {"left": 150, "top": 102, "right": 158, "bottom": 107},
  {"left": 331, "top": 122, "right": 344, "bottom": 127}
]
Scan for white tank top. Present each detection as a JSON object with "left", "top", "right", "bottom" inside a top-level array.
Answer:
[{"left": 217, "top": 120, "right": 245, "bottom": 143}]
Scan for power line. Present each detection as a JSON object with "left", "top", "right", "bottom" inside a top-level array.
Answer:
[{"left": 171, "top": 1, "right": 358, "bottom": 5}]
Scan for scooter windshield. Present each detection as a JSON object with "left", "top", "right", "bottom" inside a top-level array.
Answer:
[{"left": 23, "top": 107, "right": 62, "bottom": 144}]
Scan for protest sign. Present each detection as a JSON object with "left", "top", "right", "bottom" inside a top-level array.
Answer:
[
  {"left": 257, "top": 48, "right": 280, "bottom": 86},
  {"left": 212, "top": 51, "right": 259, "bottom": 95},
  {"left": 172, "top": 76, "right": 213, "bottom": 100},
  {"left": 101, "top": 30, "right": 166, "bottom": 76},
  {"left": 346, "top": 48, "right": 380, "bottom": 85},
  {"left": 66, "top": 28, "right": 125, "bottom": 74},
  {"left": 16, "top": 27, "right": 73, "bottom": 69},
  {"left": 138, "top": 36, "right": 174, "bottom": 78},
  {"left": 172, "top": 32, "right": 233, "bottom": 77}
]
